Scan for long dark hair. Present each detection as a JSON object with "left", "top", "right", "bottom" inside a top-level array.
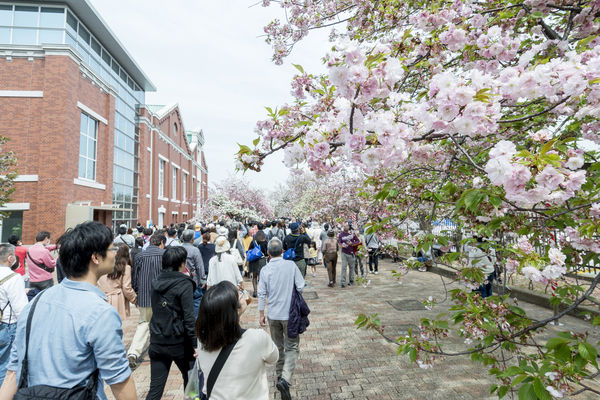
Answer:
[
  {"left": 195, "top": 281, "right": 243, "bottom": 352},
  {"left": 107, "top": 243, "right": 131, "bottom": 280}
]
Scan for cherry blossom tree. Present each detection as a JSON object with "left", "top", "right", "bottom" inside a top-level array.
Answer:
[
  {"left": 198, "top": 175, "right": 273, "bottom": 221},
  {"left": 238, "top": 1, "right": 600, "bottom": 398}
]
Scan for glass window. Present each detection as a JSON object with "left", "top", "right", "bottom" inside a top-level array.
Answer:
[
  {"left": 90, "top": 37, "right": 101, "bottom": 55},
  {"left": 65, "top": 32, "right": 76, "bottom": 48},
  {"left": 0, "top": 27, "right": 9, "bottom": 43},
  {"left": 14, "top": 6, "right": 37, "bottom": 27},
  {"left": 12, "top": 28, "right": 36, "bottom": 45},
  {"left": 40, "top": 7, "right": 64, "bottom": 28},
  {"left": 0, "top": 5, "right": 12, "bottom": 26},
  {"left": 66, "top": 10, "right": 77, "bottom": 32},
  {"left": 111, "top": 60, "right": 119, "bottom": 75},
  {"left": 183, "top": 173, "right": 187, "bottom": 202},
  {"left": 172, "top": 167, "right": 177, "bottom": 200},
  {"left": 158, "top": 160, "right": 165, "bottom": 198},
  {"left": 38, "top": 29, "right": 63, "bottom": 44},
  {"left": 78, "top": 25, "right": 90, "bottom": 44},
  {"left": 78, "top": 112, "right": 97, "bottom": 181},
  {"left": 101, "top": 48, "right": 111, "bottom": 65},
  {"left": 119, "top": 68, "right": 127, "bottom": 82}
]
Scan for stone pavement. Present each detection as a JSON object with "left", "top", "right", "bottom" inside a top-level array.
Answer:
[{"left": 106, "top": 259, "right": 598, "bottom": 399}]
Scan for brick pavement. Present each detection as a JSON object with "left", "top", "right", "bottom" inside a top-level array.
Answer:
[{"left": 105, "top": 259, "right": 598, "bottom": 399}]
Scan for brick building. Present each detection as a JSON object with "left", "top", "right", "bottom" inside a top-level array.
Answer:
[{"left": 0, "top": 1, "right": 207, "bottom": 243}]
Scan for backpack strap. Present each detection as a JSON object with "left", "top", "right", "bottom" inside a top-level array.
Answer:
[
  {"left": 207, "top": 329, "right": 246, "bottom": 399},
  {"left": 18, "top": 289, "right": 45, "bottom": 388},
  {"left": 0, "top": 272, "right": 16, "bottom": 286},
  {"left": 26, "top": 250, "right": 54, "bottom": 273}
]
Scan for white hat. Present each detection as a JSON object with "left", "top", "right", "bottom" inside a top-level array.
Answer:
[{"left": 214, "top": 236, "right": 231, "bottom": 253}]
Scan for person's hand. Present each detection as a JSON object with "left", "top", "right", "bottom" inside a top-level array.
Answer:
[
  {"left": 193, "top": 348, "right": 198, "bottom": 358},
  {"left": 202, "top": 284, "right": 206, "bottom": 289},
  {"left": 239, "top": 282, "right": 244, "bottom": 290},
  {"left": 259, "top": 315, "right": 266, "bottom": 327}
]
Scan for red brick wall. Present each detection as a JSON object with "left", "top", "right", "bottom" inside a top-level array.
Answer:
[
  {"left": 0, "top": 55, "right": 114, "bottom": 243},
  {"left": 137, "top": 106, "right": 194, "bottom": 227}
]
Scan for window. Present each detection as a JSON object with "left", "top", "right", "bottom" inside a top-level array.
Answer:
[
  {"left": 0, "top": 5, "right": 12, "bottom": 26},
  {"left": 14, "top": 6, "right": 37, "bottom": 27},
  {"left": 40, "top": 7, "right": 64, "bottom": 28},
  {"left": 173, "top": 123, "right": 178, "bottom": 134},
  {"left": 172, "top": 166, "right": 178, "bottom": 200},
  {"left": 182, "top": 172, "right": 187, "bottom": 202},
  {"left": 90, "top": 37, "right": 101, "bottom": 56},
  {"left": 78, "top": 25, "right": 90, "bottom": 44},
  {"left": 66, "top": 10, "right": 77, "bottom": 32},
  {"left": 78, "top": 113, "right": 97, "bottom": 181},
  {"left": 158, "top": 160, "right": 165, "bottom": 198}
]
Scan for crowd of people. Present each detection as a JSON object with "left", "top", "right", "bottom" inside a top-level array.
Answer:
[{"left": 0, "top": 217, "right": 381, "bottom": 399}]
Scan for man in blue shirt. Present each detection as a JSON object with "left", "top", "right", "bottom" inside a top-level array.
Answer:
[
  {"left": 0, "top": 221, "right": 137, "bottom": 400},
  {"left": 258, "top": 238, "right": 305, "bottom": 400}
]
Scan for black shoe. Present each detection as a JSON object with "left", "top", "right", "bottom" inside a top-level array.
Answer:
[
  {"left": 252, "top": 291, "right": 257, "bottom": 298},
  {"left": 276, "top": 378, "right": 292, "bottom": 400}
]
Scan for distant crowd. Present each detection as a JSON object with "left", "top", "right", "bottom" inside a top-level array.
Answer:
[{"left": 0, "top": 218, "right": 382, "bottom": 400}]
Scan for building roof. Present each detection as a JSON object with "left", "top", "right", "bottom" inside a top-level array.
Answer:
[
  {"left": 145, "top": 104, "right": 178, "bottom": 118},
  {"left": 18, "top": 0, "right": 156, "bottom": 91}
]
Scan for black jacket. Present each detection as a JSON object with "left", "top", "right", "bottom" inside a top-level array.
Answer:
[
  {"left": 149, "top": 271, "right": 197, "bottom": 349},
  {"left": 283, "top": 233, "right": 311, "bottom": 261}
]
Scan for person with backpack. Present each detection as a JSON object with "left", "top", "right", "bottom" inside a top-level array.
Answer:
[
  {"left": 247, "top": 230, "right": 268, "bottom": 298},
  {"left": 146, "top": 246, "right": 197, "bottom": 400},
  {"left": 0, "top": 222, "right": 137, "bottom": 399},
  {"left": 0, "top": 244, "right": 27, "bottom": 386},
  {"left": 282, "top": 223, "right": 311, "bottom": 278},
  {"left": 114, "top": 224, "right": 135, "bottom": 249}
]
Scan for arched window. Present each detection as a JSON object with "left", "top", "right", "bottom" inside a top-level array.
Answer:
[{"left": 173, "top": 122, "right": 178, "bottom": 134}]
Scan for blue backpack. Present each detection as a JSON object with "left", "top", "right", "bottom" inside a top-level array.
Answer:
[
  {"left": 283, "top": 236, "right": 301, "bottom": 260},
  {"left": 246, "top": 240, "right": 263, "bottom": 263}
]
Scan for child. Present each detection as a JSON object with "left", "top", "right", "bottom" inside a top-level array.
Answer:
[{"left": 308, "top": 241, "right": 319, "bottom": 277}]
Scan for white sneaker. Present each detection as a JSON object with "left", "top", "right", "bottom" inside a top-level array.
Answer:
[{"left": 374, "top": 271, "right": 379, "bottom": 275}]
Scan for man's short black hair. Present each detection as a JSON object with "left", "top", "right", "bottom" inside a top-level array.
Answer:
[
  {"left": 167, "top": 228, "right": 177, "bottom": 237},
  {"left": 57, "top": 221, "right": 113, "bottom": 278},
  {"left": 162, "top": 246, "right": 187, "bottom": 271},
  {"left": 150, "top": 234, "right": 166, "bottom": 247},
  {"left": 143, "top": 228, "right": 153, "bottom": 236},
  {"left": 117, "top": 226, "right": 127, "bottom": 235},
  {"left": 7, "top": 235, "right": 20, "bottom": 246},
  {"left": 35, "top": 231, "right": 51, "bottom": 242}
]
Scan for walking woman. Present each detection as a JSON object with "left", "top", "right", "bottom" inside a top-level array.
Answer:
[
  {"left": 146, "top": 246, "right": 197, "bottom": 399},
  {"left": 196, "top": 281, "right": 278, "bottom": 399},
  {"left": 97, "top": 243, "right": 137, "bottom": 320},
  {"left": 206, "top": 236, "right": 244, "bottom": 290},
  {"left": 247, "top": 230, "right": 268, "bottom": 297}
]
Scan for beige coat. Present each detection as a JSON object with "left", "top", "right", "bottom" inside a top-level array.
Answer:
[{"left": 97, "top": 265, "right": 137, "bottom": 320}]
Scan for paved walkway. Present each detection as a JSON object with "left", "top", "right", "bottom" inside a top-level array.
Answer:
[{"left": 106, "top": 259, "right": 598, "bottom": 399}]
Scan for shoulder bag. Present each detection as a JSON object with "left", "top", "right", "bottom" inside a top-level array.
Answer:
[
  {"left": 283, "top": 236, "right": 301, "bottom": 260},
  {"left": 14, "top": 291, "right": 99, "bottom": 399},
  {"left": 245, "top": 241, "right": 263, "bottom": 263},
  {"left": 25, "top": 250, "right": 54, "bottom": 274},
  {"left": 206, "top": 330, "right": 245, "bottom": 399}
]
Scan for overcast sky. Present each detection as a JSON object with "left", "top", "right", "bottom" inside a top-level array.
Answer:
[{"left": 88, "top": 0, "right": 331, "bottom": 191}]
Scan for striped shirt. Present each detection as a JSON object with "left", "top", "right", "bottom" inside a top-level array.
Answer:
[{"left": 132, "top": 245, "right": 164, "bottom": 307}]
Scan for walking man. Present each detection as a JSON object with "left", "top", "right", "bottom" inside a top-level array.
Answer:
[
  {"left": 181, "top": 229, "right": 206, "bottom": 316},
  {"left": 338, "top": 223, "right": 360, "bottom": 287},
  {"left": 26, "top": 231, "right": 58, "bottom": 291},
  {"left": 114, "top": 224, "right": 135, "bottom": 249},
  {"left": 128, "top": 234, "right": 166, "bottom": 368},
  {"left": 258, "top": 238, "right": 305, "bottom": 400},
  {"left": 0, "top": 244, "right": 27, "bottom": 386},
  {"left": 0, "top": 221, "right": 137, "bottom": 399},
  {"left": 282, "top": 223, "right": 311, "bottom": 278}
]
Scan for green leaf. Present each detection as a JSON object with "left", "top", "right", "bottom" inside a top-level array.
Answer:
[
  {"left": 518, "top": 383, "right": 536, "bottom": 400},
  {"left": 545, "top": 337, "right": 568, "bottom": 350},
  {"left": 292, "top": 64, "right": 304, "bottom": 74},
  {"left": 252, "top": 138, "right": 260, "bottom": 147},
  {"left": 409, "top": 348, "right": 417, "bottom": 363},
  {"left": 498, "top": 386, "right": 509, "bottom": 398},
  {"left": 503, "top": 366, "right": 522, "bottom": 377},
  {"left": 533, "top": 378, "right": 552, "bottom": 400},
  {"left": 531, "top": 11, "right": 543, "bottom": 19}
]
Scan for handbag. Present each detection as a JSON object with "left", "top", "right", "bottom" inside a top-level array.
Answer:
[
  {"left": 14, "top": 291, "right": 99, "bottom": 400},
  {"left": 245, "top": 241, "right": 263, "bottom": 263},
  {"left": 283, "top": 236, "right": 301, "bottom": 260},
  {"left": 184, "top": 360, "right": 204, "bottom": 400},
  {"left": 206, "top": 330, "right": 246, "bottom": 399},
  {"left": 230, "top": 240, "right": 244, "bottom": 266}
]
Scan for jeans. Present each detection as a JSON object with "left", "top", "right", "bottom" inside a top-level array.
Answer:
[
  {"left": 368, "top": 251, "right": 379, "bottom": 272},
  {"left": 29, "top": 279, "right": 53, "bottom": 291},
  {"left": 354, "top": 256, "right": 364, "bottom": 277},
  {"left": 146, "top": 343, "right": 194, "bottom": 400},
  {"left": 193, "top": 286, "right": 204, "bottom": 317},
  {"left": 340, "top": 253, "right": 355, "bottom": 286},
  {"left": 268, "top": 319, "right": 299, "bottom": 382},
  {"left": 474, "top": 272, "right": 495, "bottom": 298},
  {"left": 0, "top": 323, "right": 16, "bottom": 386},
  {"left": 128, "top": 307, "right": 152, "bottom": 358}
]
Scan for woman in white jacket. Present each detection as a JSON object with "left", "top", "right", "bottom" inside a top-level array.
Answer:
[{"left": 206, "top": 236, "right": 244, "bottom": 290}]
